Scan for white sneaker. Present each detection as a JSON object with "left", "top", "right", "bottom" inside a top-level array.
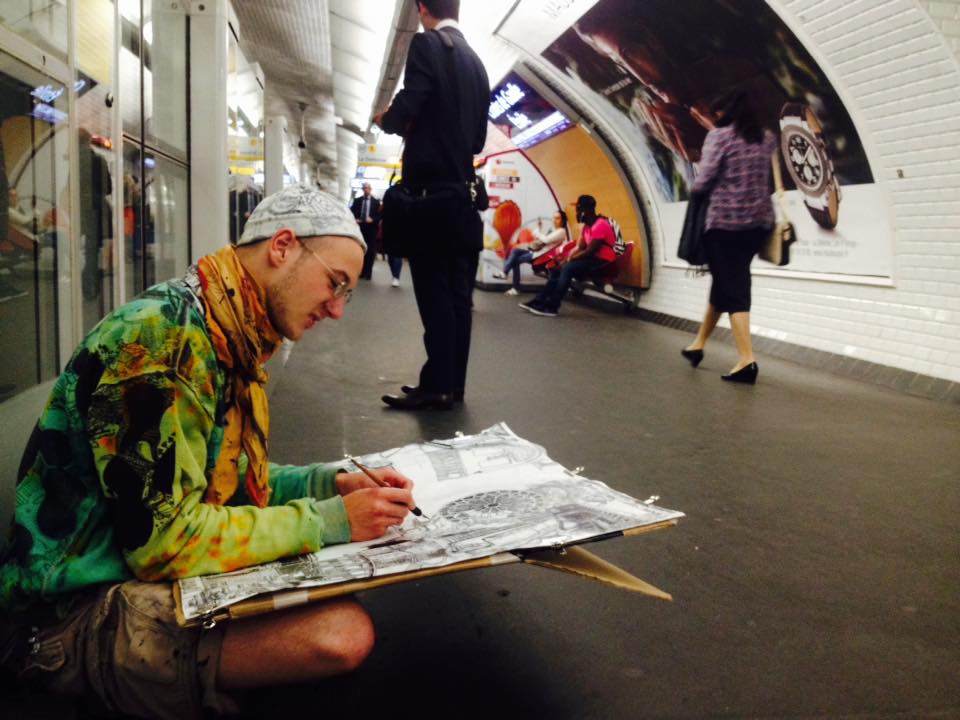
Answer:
[
  {"left": 504, "top": 287, "right": 518, "bottom": 296},
  {"left": 391, "top": 278, "right": 400, "bottom": 287},
  {"left": 491, "top": 271, "right": 506, "bottom": 280}
]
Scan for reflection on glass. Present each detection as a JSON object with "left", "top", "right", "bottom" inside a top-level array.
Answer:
[
  {"left": 123, "top": 144, "right": 187, "bottom": 296},
  {"left": 145, "top": 153, "right": 188, "bottom": 286},
  {"left": 228, "top": 175, "right": 262, "bottom": 245},
  {"left": 227, "top": 31, "right": 264, "bottom": 243},
  {"left": 119, "top": 0, "right": 142, "bottom": 139},
  {"left": 0, "top": 50, "right": 68, "bottom": 403},
  {"left": 122, "top": 141, "right": 143, "bottom": 298},
  {"left": 142, "top": 0, "right": 187, "bottom": 160},
  {"left": 78, "top": 0, "right": 118, "bottom": 331},
  {"left": 0, "top": 0, "right": 69, "bottom": 61},
  {"left": 78, "top": 129, "right": 113, "bottom": 330}
]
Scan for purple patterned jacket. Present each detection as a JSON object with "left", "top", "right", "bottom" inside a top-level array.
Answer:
[{"left": 691, "top": 126, "right": 777, "bottom": 232}]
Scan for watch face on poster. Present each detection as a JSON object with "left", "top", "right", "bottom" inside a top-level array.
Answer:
[
  {"left": 779, "top": 102, "right": 841, "bottom": 229},
  {"left": 785, "top": 129, "right": 825, "bottom": 193}
]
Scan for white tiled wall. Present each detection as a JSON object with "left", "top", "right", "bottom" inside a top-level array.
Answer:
[
  {"left": 640, "top": 0, "right": 960, "bottom": 383},
  {"left": 917, "top": 0, "right": 960, "bottom": 61}
]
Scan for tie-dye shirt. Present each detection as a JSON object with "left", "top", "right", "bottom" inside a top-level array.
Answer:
[{"left": 0, "top": 275, "right": 350, "bottom": 614}]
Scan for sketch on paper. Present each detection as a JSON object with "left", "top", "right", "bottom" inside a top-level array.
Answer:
[{"left": 178, "top": 423, "right": 684, "bottom": 621}]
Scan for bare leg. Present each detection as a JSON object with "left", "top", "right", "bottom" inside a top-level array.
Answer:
[
  {"left": 687, "top": 303, "right": 720, "bottom": 351},
  {"left": 728, "top": 311, "right": 755, "bottom": 372},
  {"left": 217, "top": 597, "right": 375, "bottom": 688}
]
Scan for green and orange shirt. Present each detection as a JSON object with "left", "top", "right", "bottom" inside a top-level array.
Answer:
[{"left": 0, "top": 276, "right": 349, "bottom": 614}]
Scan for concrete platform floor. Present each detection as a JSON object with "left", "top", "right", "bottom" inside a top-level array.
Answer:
[{"left": 7, "top": 259, "right": 960, "bottom": 718}]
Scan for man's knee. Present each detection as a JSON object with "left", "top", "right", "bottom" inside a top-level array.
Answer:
[{"left": 308, "top": 600, "right": 375, "bottom": 673}]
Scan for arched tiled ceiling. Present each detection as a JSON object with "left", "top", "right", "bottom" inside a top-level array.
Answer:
[
  {"left": 230, "top": 0, "right": 520, "bottom": 191},
  {"left": 231, "top": 0, "right": 397, "bottom": 191},
  {"left": 329, "top": 0, "right": 404, "bottom": 195},
  {"left": 230, "top": 0, "right": 335, "bottom": 181}
]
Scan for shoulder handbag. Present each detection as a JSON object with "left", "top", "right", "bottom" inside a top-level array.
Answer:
[
  {"left": 759, "top": 153, "right": 796, "bottom": 266},
  {"left": 539, "top": 238, "right": 577, "bottom": 271},
  {"left": 677, "top": 191, "right": 709, "bottom": 267},
  {"left": 381, "top": 173, "right": 471, "bottom": 258}
]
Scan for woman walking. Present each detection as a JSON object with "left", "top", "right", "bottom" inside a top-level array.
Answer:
[{"left": 682, "top": 92, "right": 777, "bottom": 384}]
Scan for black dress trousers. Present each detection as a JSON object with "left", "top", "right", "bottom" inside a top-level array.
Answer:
[{"left": 408, "top": 247, "right": 479, "bottom": 395}]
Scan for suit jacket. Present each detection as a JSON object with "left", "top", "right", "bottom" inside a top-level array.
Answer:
[
  {"left": 351, "top": 195, "right": 381, "bottom": 223},
  {"left": 380, "top": 27, "right": 489, "bottom": 187}
]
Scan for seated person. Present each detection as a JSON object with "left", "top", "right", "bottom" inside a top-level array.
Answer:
[
  {"left": 495, "top": 211, "right": 569, "bottom": 296},
  {"left": 520, "top": 195, "right": 616, "bottom": 317},
  {"left": 0, "top": 185, "right": 419, "bottom": 717}
]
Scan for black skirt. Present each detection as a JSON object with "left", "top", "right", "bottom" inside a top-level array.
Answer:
[{"left": 704, "top": 227, "right": 767, "bottom": 314}]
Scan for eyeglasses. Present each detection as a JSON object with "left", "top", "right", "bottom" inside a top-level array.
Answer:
[{"left": 296, "top": 236, "right": 354, "bottom": 303}]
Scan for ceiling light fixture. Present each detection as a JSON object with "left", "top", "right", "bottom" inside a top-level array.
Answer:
[{"left": 298, "top": 102, "right": 307, "bottom": 150}]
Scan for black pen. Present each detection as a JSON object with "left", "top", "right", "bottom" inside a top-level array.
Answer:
[{"left": 348, "top": 456, "right": 425, "bottom": 518}]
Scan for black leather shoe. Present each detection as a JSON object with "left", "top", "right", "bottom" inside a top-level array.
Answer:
[
  {"left": 681, "top": 348, "right": 704, "bottom": 368},
  {"left": 721, "top": 362, "right": 758, "bottom": 384},
  {"left": 401, "top": 385, "right": 464, "bottom": 402},
  {"left": 382, "top": 391, "right": 454, "bottom": 410}
]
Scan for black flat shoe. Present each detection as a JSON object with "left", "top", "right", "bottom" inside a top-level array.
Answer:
[
  {"left": 401, "top": 385, "right": 464, "bottom": 402},
  {"left": 681, "top": 348, "right": 704, "bottom": 368},
  {"left": 721, "top": 362, "right": 758, "bottom": 385},
  {"left": 382, "top": 391, "right": 454, "bottom": 410}
]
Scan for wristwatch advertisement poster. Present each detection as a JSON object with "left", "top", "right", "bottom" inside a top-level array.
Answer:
[
  {"left": 779, "top": 103, "right": 841, "bottom": 230},
  {"left": 535, "top": 0, "right": 892, "bottom": 278}
]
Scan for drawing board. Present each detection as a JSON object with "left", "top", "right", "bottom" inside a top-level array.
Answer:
[{"left": 176, "top": 424, "right": 683, "bottom": 625}]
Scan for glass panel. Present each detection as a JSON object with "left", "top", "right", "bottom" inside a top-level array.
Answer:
[
  {"left": 77, "top": 0, "right": 117, "bottom": 331},
  {"left": 143, "top": 152, "right": 186, "bottom": 287},
  {"left": 227, "top": 30, "right": 264, "bottom": 244},
  {"left": 142, "top": 0, "right": 186, "bottom": 160},
  {"left": 0, "top": 0, "right": 68, "bottom": 61},
  {"left": 119, "top": 0, "right": 141, "bottom": 139},
  {"left": 0, "top": 49, "right": 70, "bottom": 403}
]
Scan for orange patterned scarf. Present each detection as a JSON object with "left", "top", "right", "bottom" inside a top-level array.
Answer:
[{"left": 197, "top": 245, "right": 281, "bottom": 507}]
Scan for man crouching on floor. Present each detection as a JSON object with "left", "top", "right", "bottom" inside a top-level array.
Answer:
[{"left": 0, "top": 184, "right": 417, "bottom": 718}]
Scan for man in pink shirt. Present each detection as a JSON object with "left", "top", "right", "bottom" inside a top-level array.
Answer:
[{"left": 520, "top": 195, "right": 615, "bottom": 317}]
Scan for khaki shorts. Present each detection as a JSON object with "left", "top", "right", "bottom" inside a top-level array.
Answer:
[{"left": 14, "top": 580, "right": 240, "bottom": 719}]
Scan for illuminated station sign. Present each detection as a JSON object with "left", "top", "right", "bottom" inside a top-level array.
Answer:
[{"left": 488, "top": 72, "right": 572, "bottom": 150}]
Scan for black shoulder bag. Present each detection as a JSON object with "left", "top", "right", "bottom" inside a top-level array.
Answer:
[{"left": 677, "top": 191, "right": 709, "bottom": 268}]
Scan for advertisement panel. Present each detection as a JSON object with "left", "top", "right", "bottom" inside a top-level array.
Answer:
[
  {"left": 539, "top": 0, "right": 891, "bottom": 279},
  {"left": 477, "top": 150, "right": 563, "bottom": 286}
]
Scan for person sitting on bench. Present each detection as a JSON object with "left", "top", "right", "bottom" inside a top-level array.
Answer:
[
  {"left": 495, "top": 210, "right": 568, "bottom": 296},
  {"left": 519, "top": 195, "right": 615, "bottom": 317}
]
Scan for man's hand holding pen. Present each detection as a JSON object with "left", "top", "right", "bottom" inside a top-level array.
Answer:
[{"left": 337, "top": 465, "right": 418, "bottom": 541}]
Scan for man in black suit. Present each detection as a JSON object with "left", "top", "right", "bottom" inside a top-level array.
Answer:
[
  {"left": 374, "top": 0, "right": 489, "bottom": 411},
  {"left": 350, "top": 182, "right": 380, "bottom": 279}
]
